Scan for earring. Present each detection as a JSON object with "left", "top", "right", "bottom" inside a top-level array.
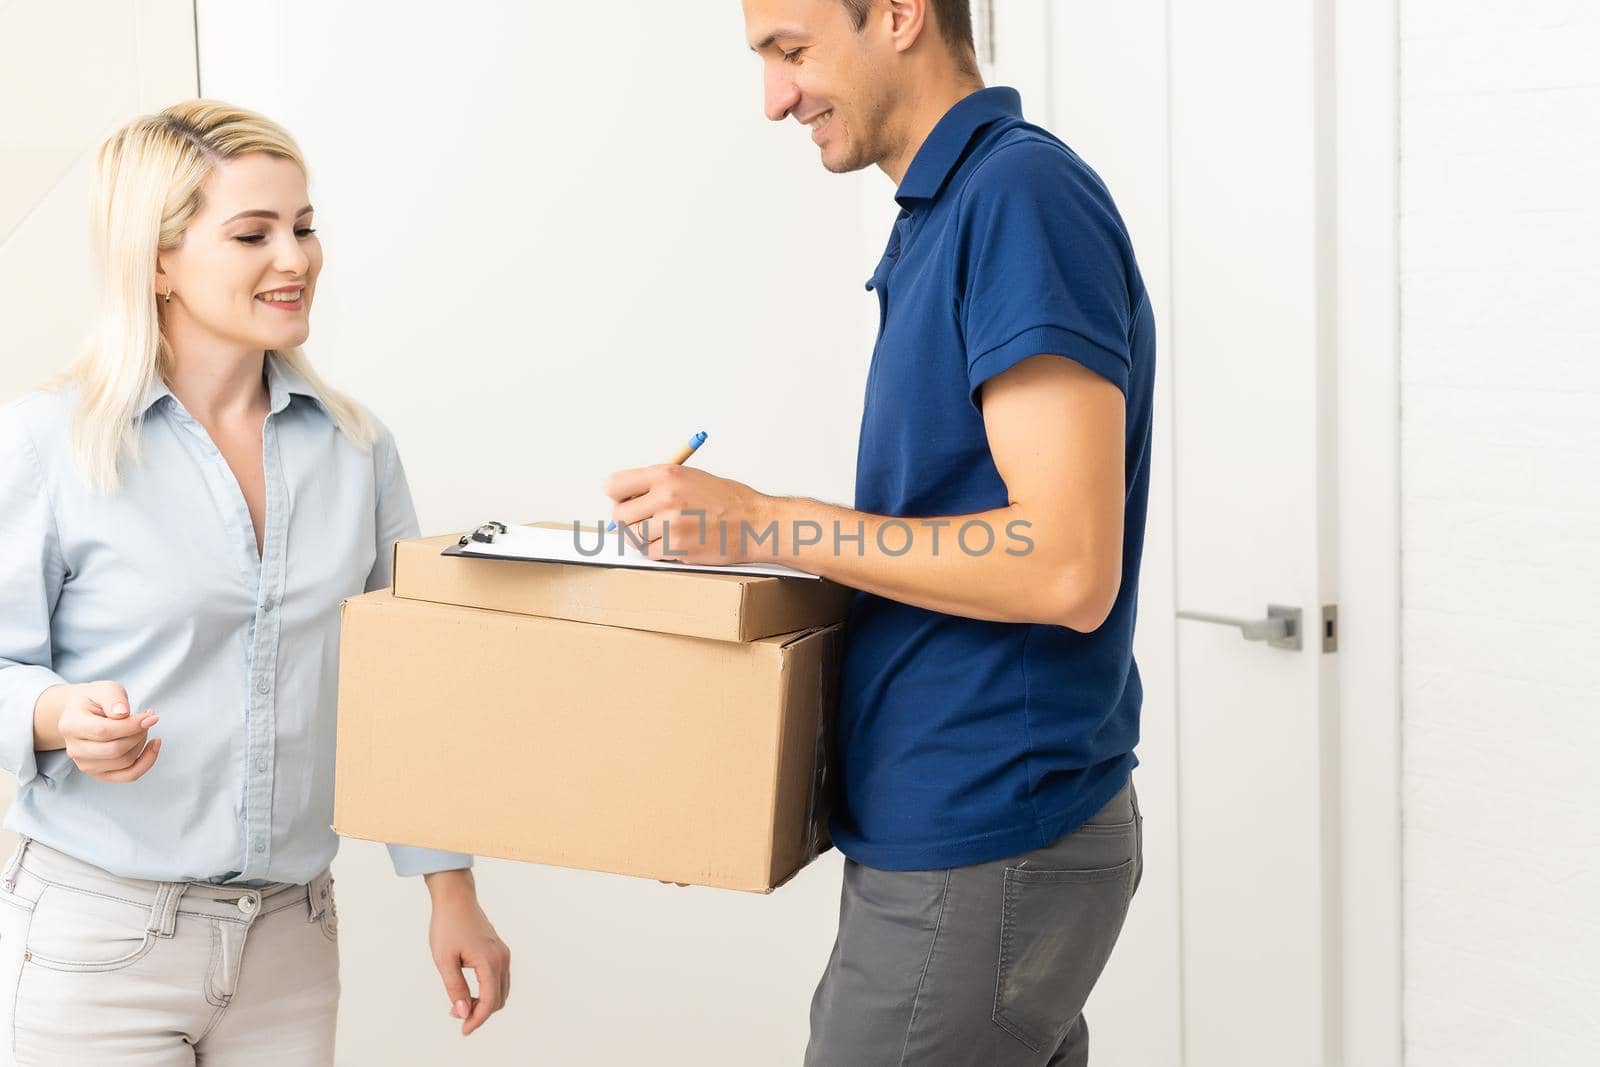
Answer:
[{"left": 164, "top": 289, "right": 173, "bottom": 304}]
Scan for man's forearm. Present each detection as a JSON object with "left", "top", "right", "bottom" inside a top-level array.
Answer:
[{"left": 757, "top": 496, "right": 1111, "bottom": 630}]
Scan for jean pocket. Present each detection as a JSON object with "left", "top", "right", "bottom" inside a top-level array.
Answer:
[
  {"left": 992, "top": 858, "right": 1137, "bottom": 1052},
  {"left": 0, "top": 885, "right": 36, "bottom": 917},
  {"left": 1071, "top": 781, "right": 1137, "bottom": 835},
  {"left": 23, "top": 886, "right": 157, "bottom": 973}
]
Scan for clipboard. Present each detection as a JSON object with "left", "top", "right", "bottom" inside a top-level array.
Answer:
[{"left": 443, "top": 521, "right": 822, "bottom": 581}]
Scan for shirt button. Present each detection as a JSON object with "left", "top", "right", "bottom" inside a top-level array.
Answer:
[
  {"left": 262, "top": 597, "right": 275, "bottom": 613},
  {"left": 255, "top": 679, "right": 270, "bottom": 694},
  {"left": 253, "top": 837, "right": 266, "bottom": 854},
  {"left": 255, "top": 758, "right": 267, "bottom": 774}
]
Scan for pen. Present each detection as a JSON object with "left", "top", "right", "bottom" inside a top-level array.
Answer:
[{"left": 608, "top": 431, "right": 709, "bottom": 532}]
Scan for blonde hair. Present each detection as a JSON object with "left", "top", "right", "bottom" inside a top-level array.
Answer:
[{"left": 63, "top": 99, "right": 372, "bottom": 491}]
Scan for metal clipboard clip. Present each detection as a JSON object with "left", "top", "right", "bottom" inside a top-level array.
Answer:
[{"left": 457, "top": 520, "right": 507, "bottom": 547}]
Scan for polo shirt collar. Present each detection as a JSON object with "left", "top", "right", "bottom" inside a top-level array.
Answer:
[{"left": 894, "top": 87, "right": 1023, "bottom": 209}]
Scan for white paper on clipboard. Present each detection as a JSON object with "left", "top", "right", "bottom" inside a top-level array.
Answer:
[{"left": 444, "top": 522, "right": 822, "bottom": 581}]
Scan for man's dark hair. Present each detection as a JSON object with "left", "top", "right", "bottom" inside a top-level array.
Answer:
[{"left": 840, "top": 0, "right": 977, "bottom": 73}]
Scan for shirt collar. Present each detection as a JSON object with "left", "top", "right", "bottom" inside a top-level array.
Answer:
[
  {"left": 894, "top": 87, "right": 1024, "bottom": 209},
  {"left": 138, "top": 353, "right": 325, "bottom": 417},
  {"left": 139, "top": 375, "right": 176, "bottom": 415},
  {"left": 264, "top": 352, "right": 325, "bottom": 415}
]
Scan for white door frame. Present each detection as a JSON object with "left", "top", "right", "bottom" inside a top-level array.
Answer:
[{"left": 1332, "top": 0, "right": 1404, "bottom": 1062}]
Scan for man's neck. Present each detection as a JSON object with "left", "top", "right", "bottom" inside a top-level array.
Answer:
[{"left": 879, "top": 76, "right": 987, "bottom": 187}]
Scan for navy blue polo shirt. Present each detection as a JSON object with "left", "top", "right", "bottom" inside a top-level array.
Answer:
[{"left": 833, "top": 87, "right": 1156, "bottom": 871}]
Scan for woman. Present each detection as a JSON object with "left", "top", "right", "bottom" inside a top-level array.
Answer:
[{"left": 0, "top": 100, "right": 510, "bottom": 1062}]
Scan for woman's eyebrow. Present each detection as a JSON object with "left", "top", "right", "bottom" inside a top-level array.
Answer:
[{"left": 221, "top": 205, "right": 314, "bottom": 224}]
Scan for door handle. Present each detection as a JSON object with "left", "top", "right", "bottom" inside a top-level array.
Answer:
[{"left": 1177, "top": 605, "right": 1302, "bottom": 650}]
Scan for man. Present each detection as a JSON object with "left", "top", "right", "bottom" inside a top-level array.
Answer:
[{"left": 604, "top": 1, "right": 1154, "bottom": 1061}]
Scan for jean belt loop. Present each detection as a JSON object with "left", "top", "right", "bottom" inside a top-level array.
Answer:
[
  {"left": 307, "top": 871, "right": 331, "bottom": 922},
  {"left": 1, "top": 837, "right": 30, "bottom": 893},
  {"left": 147, "top": 881, "right": 185, "bottom": 938}
]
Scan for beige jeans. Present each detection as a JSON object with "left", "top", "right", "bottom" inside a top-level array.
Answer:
[{"left": 0, "top": 839, "right": 338, "bottom": 1066}]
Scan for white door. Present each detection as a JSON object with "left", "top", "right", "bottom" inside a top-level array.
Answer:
[
  {"left": 1166, "top": 0, "right": 1345, "bottom": 1057},
  {"left": 988, "top": 2, "right": 1348, "bottom": 1064}
]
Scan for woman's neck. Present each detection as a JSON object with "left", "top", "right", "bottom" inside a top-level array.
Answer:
[{"left": 162, "top": 327, "right": 272, "bottom": 425}]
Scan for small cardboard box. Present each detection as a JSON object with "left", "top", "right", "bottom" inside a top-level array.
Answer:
[
  {"left": 391, "top": 532, "right": 856, "bottom": 643},
  {"left": 333, "top": 590, "right": 839, "bottom": 892}
]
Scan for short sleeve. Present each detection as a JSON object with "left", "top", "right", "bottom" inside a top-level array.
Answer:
[
  {"left": 957, "top": 139, "right": 1138, "bottom": 409},
  {"left": 0, "top": 403, "right": 75, "bottom": 788}
]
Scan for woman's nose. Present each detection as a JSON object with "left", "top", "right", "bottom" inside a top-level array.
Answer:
[{"left": 274, "top": 232, "right": 310, "bottom": 276}]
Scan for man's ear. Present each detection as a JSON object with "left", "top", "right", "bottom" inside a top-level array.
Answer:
[{"left": 886, "top": 0, "right": 930, "bottom": 55}]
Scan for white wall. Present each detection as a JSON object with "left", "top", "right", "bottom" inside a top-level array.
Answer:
[
  {"left": 1399, "top": 1, "right": 1600, "bottom": 1063},
  {"left": 196, "top": 3, "right": 879, "bottom": 1063},
  {"left": 0, "top": 0, "right": 197, "bottom": 844},
  {"left": 0, "top": 0, "right": 197, "bottom": 401}
]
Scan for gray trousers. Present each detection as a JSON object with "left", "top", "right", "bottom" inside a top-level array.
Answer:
[{"left": 806, "top": 779, "right": 1142, "bottom": 1066}]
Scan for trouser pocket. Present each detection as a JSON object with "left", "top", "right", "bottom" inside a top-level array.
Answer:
[
  {"left": 992, "top": 855, "right": 1137, "bottom": 1051},
  {"left": 22, "top": 886, "right": 159, "bottom": 973}
]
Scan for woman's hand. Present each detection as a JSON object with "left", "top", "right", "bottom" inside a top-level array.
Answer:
[
  {"left": 424, "top": 869, "right": 511, "bottom": 1036},
  {"left": 36, "top": 682, "right": 161, "bottom": 782}
]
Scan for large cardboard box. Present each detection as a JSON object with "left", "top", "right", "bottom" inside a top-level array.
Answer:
[
  {"left": 392, "top": 532, "right": 856, "bottom": 643},
  {"left": 334, "top": 589, "right": 840, "bottom": 892}
]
